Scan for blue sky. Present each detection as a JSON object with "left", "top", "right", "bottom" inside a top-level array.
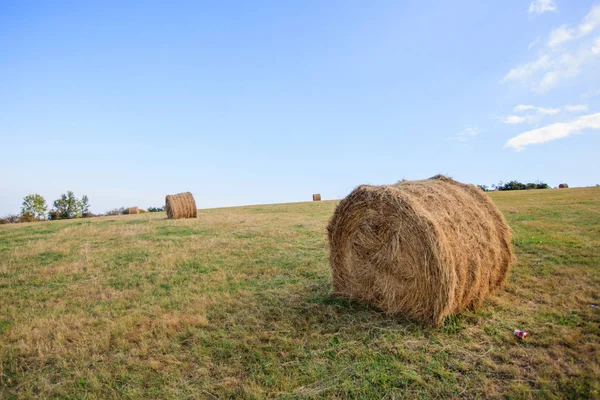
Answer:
[{"left": 1, "top": 0, "right": 599, "bottom": 215}]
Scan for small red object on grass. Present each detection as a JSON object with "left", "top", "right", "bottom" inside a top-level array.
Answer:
[{"left": 514, "top": 329, "right": 529, "bottom": 339}]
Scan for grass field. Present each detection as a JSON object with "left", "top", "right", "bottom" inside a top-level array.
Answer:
[{"left": 1, "top": 187, "right": 599, "bottom": 399}]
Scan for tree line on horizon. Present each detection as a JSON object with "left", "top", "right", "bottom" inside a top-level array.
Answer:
[
  {"left": 0, "top": 179, "right": 573, "bottom": 224},
  {"left": 0, "top": 192, "right": 165, "bottom": 224},
  {"left": 477, "top": 180, "right": 551, "bottom": 192}
]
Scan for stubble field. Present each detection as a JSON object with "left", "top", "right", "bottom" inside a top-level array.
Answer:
[{"left": 1, "top": 187, "right": 599, "bottom": 398}]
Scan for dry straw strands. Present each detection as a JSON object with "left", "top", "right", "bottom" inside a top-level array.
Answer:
[
  {"left": 165, "top": 192, "right": 197, "bottom": 219},
  {"left": 313, "top": 194, "right": 322, "bottom": 201},
  {"left": 559, "top": 183, "right": 569, "bottom": 188},
  {"left": 128, "top": 207, "right": 139, "bottom": 215},
  {"left": 327, "top": 175, "right": 514, "bottom": 326}
]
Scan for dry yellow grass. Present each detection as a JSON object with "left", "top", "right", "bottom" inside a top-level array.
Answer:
[{"left": 0, "top": 188, "right": 599, "bottom": 398}]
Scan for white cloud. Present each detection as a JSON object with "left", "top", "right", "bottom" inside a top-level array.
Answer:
[
  {"left": 539, "top": 49, "right": 591, "bottom": 92},
  {"left": 505, "top": 44, "right": 598, "bottom": 92},
  {"left": 579, "top": 5, "right": 600, "bottom": 36},
  {"left": 507, "top": 5, "right": 600, "bottom": 92},
  {"left": 502, "top": 114, "right": 539, "bottom": 125},
  {"left": 537, "top": 106, "right": 561, "bottom": 115},
  {"left": 593, "top": 37, "right": 600, "bottom": 54},
  {"left": 503, "top": 115, "right": 529, "bottom": 124},
  {"left": 503, "top": 105, "right": 586, "bottom": 125},
  {"left": 512, "top": 105, "right": 559, "bottom": 114},
  {"left": 538, "top": 71, "right": 560, "bottom": 92},
  {"left": 529, "top": 0, "right": 557, "bottom": 15},
  {"left": 547, "top": 5, "right": 600, "bottom": 47},
  {"left": 504, "top": 55, "right": 551, "bottom": 81},
  {"left": 548, "top": 25, "right": 575, "bottom": 47},
  {"left": 514, "top": 104, "right": 536, "bottom": 112},
  {"left": 504, "top": 112, "right": 600, "bottom": 151},
  {"left": 453, "top": 127, "right": 479, "bottom": 142},
  {"left": 565, "top": 104, "right": 589, "bottom": 112},
  {"left": 528, "top": 36, "right": 541, "bottom": 50}
]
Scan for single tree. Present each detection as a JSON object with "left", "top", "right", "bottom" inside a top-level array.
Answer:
[
  {"left": 21, "top": 194, "right": 48, "bottom": 220},
  {"left": 53, "top": 191, "right": 81, "bottom": 219},
  {"left": 80, "top": 195, "right": 90, "bottom": 217}
]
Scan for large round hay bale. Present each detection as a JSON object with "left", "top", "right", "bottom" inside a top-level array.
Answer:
[
  {"left": 165, "top": 192, "right": 197, "bottom": 219},
  {"left": 327, "top": 175, "right": 514, "bottom": 325},
  {"left": 128, "top": 207, "right": 139, "bottom": 215},
  {"left": 558, "top": 183, "right": 569, "bottom": 188},
  {"left": 313, "top": 193, "right": 322, "bottom": 201}
]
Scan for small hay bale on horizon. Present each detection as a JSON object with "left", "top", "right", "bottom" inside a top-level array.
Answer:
[
  {"left": 165, "top": 192, "right": 197, "bottom": 219},
  {"left": 313, "top": 193, "right": 322, "bottom": 201},
  {"left": 327, "top": 175, "right": 514, "bottom": 326},
  {"left": 128, "top": 207, "right": 139, "bottom": 215},
  {"left": 559, "top": 183, "right": 569, "bottom": 188}
]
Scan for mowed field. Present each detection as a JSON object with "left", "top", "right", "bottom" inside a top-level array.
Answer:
[{"left": 1, "top": 188, "right": 599, "bottom": 399}]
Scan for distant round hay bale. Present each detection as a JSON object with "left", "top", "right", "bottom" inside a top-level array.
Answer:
[
  {"left": 165, "top": 192, "right": 197, "bottom": 219},
  {"left": 313, "top": 194, "right": 322, "bottom": 201},
  {"left": 128, "top": 207, "right": 139, "bottom": 215},
  {"left": 558, "top": 183, "right": 569, "bottom": 188},
  {"left": 327, "top": 175, "right": 514, "bottom": 325}
]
